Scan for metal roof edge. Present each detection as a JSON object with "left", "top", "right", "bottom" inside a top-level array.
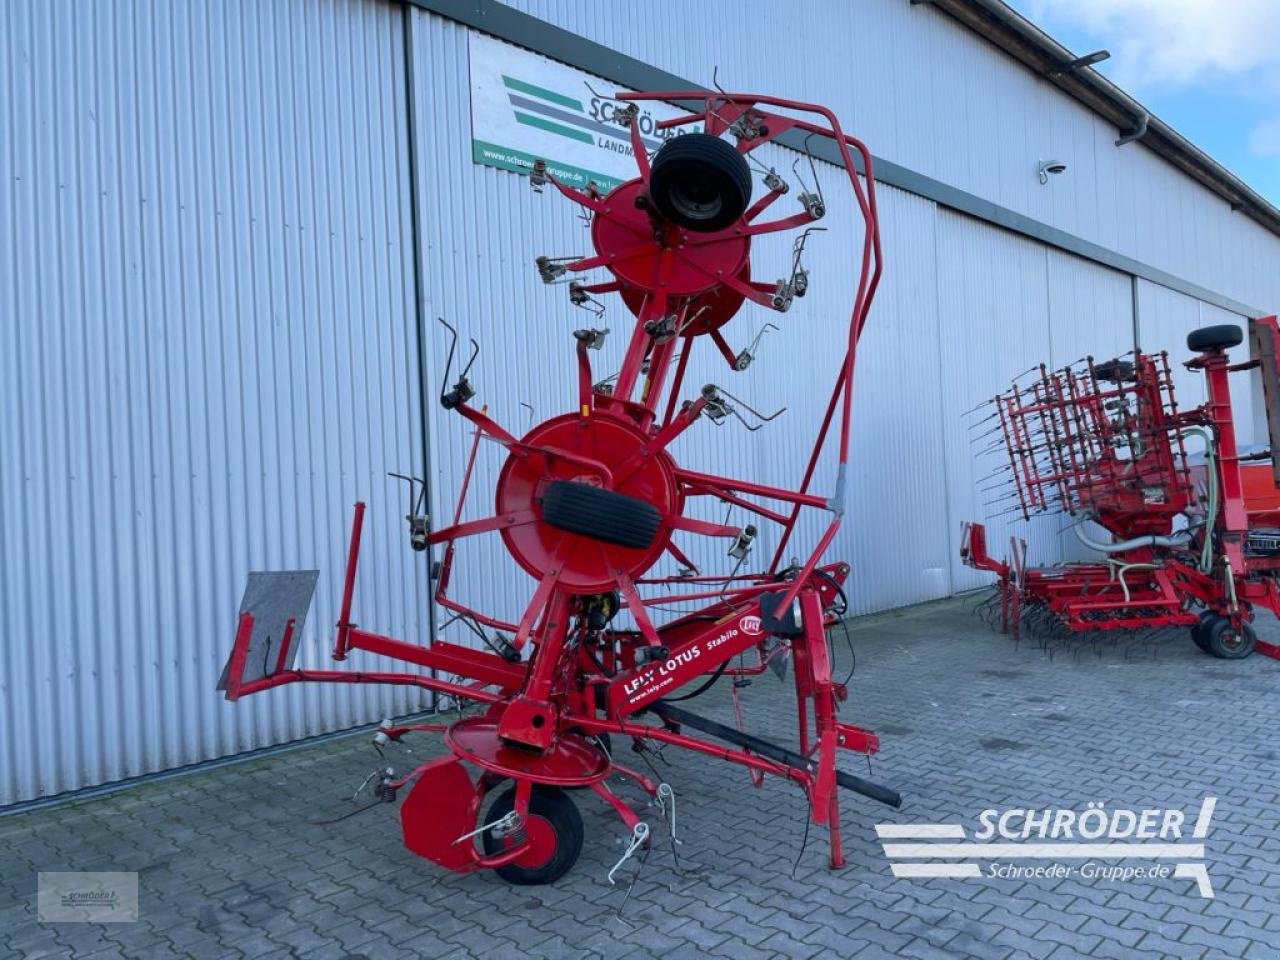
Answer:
[{"left": 930, "top": 0, "right": 1280, "bottom": 240}]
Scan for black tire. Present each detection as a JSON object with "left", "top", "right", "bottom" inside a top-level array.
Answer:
[
  {"left": 1201, "top": 615, "right": 1256, "bottom": 659},
  {"left": 1187, "top": 324, "right": 1243, "bottom": 353},
  {"left": 540, "top": 480, "right": 661, "bottom": 550},
  {"left": 1190, "top": 610, "right": 1215, "bottom": 653},
  {"left": 1093, "top": 358, "right": 1136, "bottom": 383},
  {"left": 648, "top": 133, "right": 752, "bottom": 232},
  {"left": 481, "top": 785, "right": 584, "bottom": 885}
]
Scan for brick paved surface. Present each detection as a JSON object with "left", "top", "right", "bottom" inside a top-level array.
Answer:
[{"left": 3, "top": 595, "right": 1279, "bottom": 959}]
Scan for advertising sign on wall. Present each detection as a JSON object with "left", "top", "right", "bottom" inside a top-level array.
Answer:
[{"left": 468, "top": 32, "right": 685, "bottom": 191}]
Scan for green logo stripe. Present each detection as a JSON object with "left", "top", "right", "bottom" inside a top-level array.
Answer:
[
  {"left": 514, "top": 111, "right": 595, "bottom": 144},
  {"left": 502, "top": 75, "right": 583, "bottom": 112},
  {"left": 471, "top": 139, "right": 622, "bottom": 192}
]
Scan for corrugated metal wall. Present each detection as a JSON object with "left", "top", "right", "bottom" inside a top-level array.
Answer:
[
  {"left": 409, "top": 16, "right": 955, "bottom": 627},
  {"left": 1135, "top": 279, "right": 1255, "bottom": 448},
  {"left": 3, "top": 0, "right": 1275, "bottom": 803},
  {"left": 0, "top": 0, "right": 428, "bottom": 805},
  {"left": 502, "top": 0, "right": 1280, "bottom": 315}
]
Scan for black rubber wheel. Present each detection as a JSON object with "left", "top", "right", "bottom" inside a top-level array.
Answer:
[
  {"left": 482, "top": 785, "right": 584, "bottom": 885},
  {"left": 1093, "top": 358, "right": 1136, "bottom": 383},
  {"left": 1200, "top": 615, "right": 1256, "bottom": 659},
  {"left": 1187, "top": 324, "right": 1243, "bottom": 353},
  {"left": 647, "top": 133, "right": 752, "bottom": 233},
  {"left": 540, "top": 480, "right": 661, "bottom": 550},
  {"left": 1190, "top": 610, "right": 1215, "bottom": 653}
]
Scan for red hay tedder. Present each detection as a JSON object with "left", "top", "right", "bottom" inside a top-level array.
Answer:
[
  {"left": 219, "top": 89, "right": 901, "bottom": 886},
  {"left": 962, "top": 316, "right": 1280, "bottom": 663}
]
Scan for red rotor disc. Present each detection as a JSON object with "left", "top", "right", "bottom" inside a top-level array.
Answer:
[
  {"left": 591, "top": 178, "right": 750, "bottom": 300},
  {"left": 445, "top": 717, "right": 610, "bottom": 786},
  {"left": 496, "top": 412, "right": 680, "bottom": 592},
  {"left": 619, "top": 261, "right": 751, "bottom": 334}
]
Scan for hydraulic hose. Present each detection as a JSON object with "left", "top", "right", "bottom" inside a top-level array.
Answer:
[
  {"left": 1073, "top": 427, "right": 1217, "bottom": 571},
  {"left": 1178, "top": 427, "right": 1217, "bottom": 574},
  {"left": 1073, "top": 523, "right": 1190, "bottom": 554}
]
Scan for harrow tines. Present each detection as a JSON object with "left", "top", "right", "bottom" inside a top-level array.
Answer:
[
  {"left": 967, "top": 412, "right": 1001, "bottom": 433},
  {"left": 963, "top": 400, "right": 999, "bottom": 421},
  {"left": 969, "top": 422, "right": 1005, "bottom": 443},
  {"left": 976, "top": 463, "right": 1014, "bottom": 483}
]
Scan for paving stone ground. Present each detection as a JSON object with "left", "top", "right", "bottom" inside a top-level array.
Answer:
[{"left": 3, "top": 595, "right": 1279, "bottom": 959}]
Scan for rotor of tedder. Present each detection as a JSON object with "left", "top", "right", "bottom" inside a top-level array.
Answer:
[
  {"left": 219, "top": 89, "right": 895, "bottom": 891},
  {"left": 590, "top": 177, "right": 752, "bottom": 300},
  {"left": 495, "top": 412, "right": 681, "bottom": 593}
]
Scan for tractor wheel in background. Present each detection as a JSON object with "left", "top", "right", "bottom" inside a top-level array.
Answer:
[
  {"left": 1190, "top": 610, "right": 1215, "bottom": 653},
  {"left": 481, "top": 785, "right": 584, "bottom": 885},
  {"left": 647, "top": 133, "right": 752, "bottom": 233},
  {"left": 1200, "top": 615, "right": 1256, "bottom": 659}
]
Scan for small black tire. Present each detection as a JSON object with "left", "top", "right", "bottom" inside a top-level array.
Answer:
[
  {"left": 482, "top": 785, "right": 584, "bottom": 885},
  {"left": 1201, "top": 616, "right": 1256, "bottom": 659},
  {"left": 648, "top": 133, "right": 752, "bottom": 233},
  {"left": 540, "top": 480, "right": 661, "bottom": 550},
  {"left": 1187, "top": 324, "right": 1243, "bottom": 353},
  {"left": 1093, "top": 358, "right": 1136, "bottom": 383},
  {"left": 1190, "top": 611, "right": 1214, "bottom": 653}
]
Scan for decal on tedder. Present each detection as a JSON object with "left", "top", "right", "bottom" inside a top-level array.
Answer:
[{"left": 612, "top": 612, "right": 765, "bottom": 712}]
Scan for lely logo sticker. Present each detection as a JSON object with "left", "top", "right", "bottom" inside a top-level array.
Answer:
[
  {"left": 877, "top": 797, "right": 1217, "bottom": 899},
  {"left": 740, "top": 615, "right": 762, "bottom": 636}
]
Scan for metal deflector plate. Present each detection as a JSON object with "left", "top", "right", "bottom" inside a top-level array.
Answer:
[{"left": 217, "top": 570, "right": 319, "bottom": 690}]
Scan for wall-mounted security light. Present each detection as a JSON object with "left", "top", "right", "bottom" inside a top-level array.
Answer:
[
  {"left": 1048, "top": 49, "right": 1110, "bottom": 75},
  {"left": 1038, "top": 159, "right": 1067, "bottom": 185}
]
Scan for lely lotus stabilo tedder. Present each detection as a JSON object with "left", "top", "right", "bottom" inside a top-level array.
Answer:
[
  {"left": 219, "top": 89, "right": 902, "bottom": 886},
  {"left": 963, "top": 317, "right": 1280, "bottom": 663}
]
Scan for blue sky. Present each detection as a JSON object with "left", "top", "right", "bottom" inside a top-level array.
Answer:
[{"left": 1010, "top": 0, "right": 1280, "bottom": 208}]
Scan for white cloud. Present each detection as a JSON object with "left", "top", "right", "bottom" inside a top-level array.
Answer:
[
  {"left": 1025, "top": 0, "right": 1280, "bottom": 88},
  {"left": 1251, "top": 118, "right": 1280, "bottom": 156}
]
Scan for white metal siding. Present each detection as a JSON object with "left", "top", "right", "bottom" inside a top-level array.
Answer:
[
  {"left": 4, "top": 0, "right": 1277, "bottom": 804},
  {"left": 503, "top": 0, "right": 1280, "bottom": 315},
  {"left": 409, "top": 15, "right": 952, "bottom": 627},
  {"left": 0, "top": 0, "right": 427, "bottom": 805},
  {"left": 1135, "top": 280, "right": 1255, "bottom": 447},
  {"left": 934, "top": 215, "right": 1139, "bottom": 587}
]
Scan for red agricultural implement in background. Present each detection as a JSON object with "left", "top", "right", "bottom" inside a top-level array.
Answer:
[
  {"left": 220, "top": 89, "right": 901, "bottom": 887},
  {"left": 962, "top": 317, "right": 1280, "bottom": 663}
]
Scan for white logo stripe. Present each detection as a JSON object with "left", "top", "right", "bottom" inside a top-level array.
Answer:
[
  {"left": 1192, "top": 797, "right": 1216, "bottom": 839},
  {"left": 1174, "top": 863, "right": 1215, "bottom": 899},
  {"left": 882, "top": 842, "right": 1205, "bottom": 860},
  {"left": 891, "top": 863, "right": 982, "bottom": 879},
  {"left": 875, "top": 824, "right": 967, "bottom": 839}
]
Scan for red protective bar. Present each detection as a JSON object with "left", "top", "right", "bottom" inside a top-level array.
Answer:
[
  {"left": 674, "top": 467, "right": 828, "bottom": 510},
  {"left": 332, "top": 501, "right": 366, "bottom": 661},
  {"left": 274, "top": 618, "right": 295, "bottom": 676},
  {"left": 230, "top": 668, "right": 504, "bottom": 705},
  {"left": 436, "top": 407, "right": 486, "bottom": 598},
  {"left": 577, "top": 338, "right": 594, "bottom": 416},
  {"left": 343, "top": 629, "right": 525, "bottom": 690},
  {"left": 620, "top": 90, "right": 883, "bottom": 591}
]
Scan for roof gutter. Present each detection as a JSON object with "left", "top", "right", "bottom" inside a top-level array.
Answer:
[{"left": 924, "top": 0, "right": 1280, "bottom": 238}]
